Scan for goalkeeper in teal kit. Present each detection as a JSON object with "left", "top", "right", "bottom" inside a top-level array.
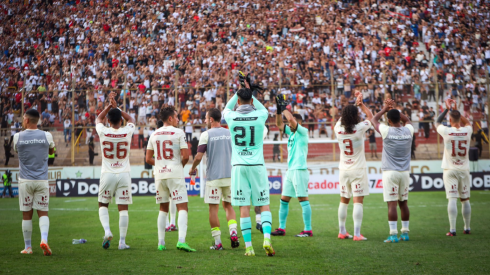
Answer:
[
  {"left": 272, "top": 95, "right": 312, "bottom": 237},
  {"left": 223, "top": 72, "right": 275, "bottom": 257}
]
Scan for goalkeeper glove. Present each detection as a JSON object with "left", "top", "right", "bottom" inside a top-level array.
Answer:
[{"left": 276, "top": 94, "right": 288, "bottom": 115}]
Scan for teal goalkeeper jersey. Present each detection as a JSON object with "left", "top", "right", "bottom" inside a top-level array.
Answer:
[
  {"left": 284, "top": 124, "right": 309, "bottom": 170},
  {"left": 223, "top": 95, "right": 268, "bottom": 166}
]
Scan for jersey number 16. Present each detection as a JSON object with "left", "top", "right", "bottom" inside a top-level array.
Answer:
[{"left": 155, "top": 140, "right": 174, "bottom": 160}]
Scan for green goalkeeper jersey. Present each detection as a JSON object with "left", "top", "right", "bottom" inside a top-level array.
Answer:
[
  {"left": 284, "top": 124, "right": 309, "bottom": 170},
  {"left": 223, "top": 94, "right": 268, "bottom": 166}
]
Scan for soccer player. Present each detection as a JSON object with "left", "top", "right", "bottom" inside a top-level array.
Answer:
[
  {"left": 189, "top": 108, "right": 239, "bottom": 250},
  {"left": 372, "top": 99, "right": 413, "bottom": 243},
  {"left": 146, "top": 106, "right": 195, "bottom": 252},
  {"left": 223, "top": 85, "right": 275, "bottom": 256},
  {"left": 335, "top": 93, "right": 373, "bottom": 241},
  {"left": 96, "top": 93, "right": 136, "bottom": 250},
  {"left": 271, "top": 95, "right": 312, "bottom": 237},
  {"left": 14, "top": 109, "right": 55, "bottom": 255},
  {"left": 436, "top": 99, "right": 472, "bottom": 236}
]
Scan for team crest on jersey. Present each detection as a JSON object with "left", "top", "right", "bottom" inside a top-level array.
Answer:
[
  {"left": 172, "top": 189, "right": 183, "bottom": 201},
  {"left": 111, "top": 161, "right": 123, "bottom": 168},
  {"left": 159, "top": 165, "right": 172, "bottom": 173}
]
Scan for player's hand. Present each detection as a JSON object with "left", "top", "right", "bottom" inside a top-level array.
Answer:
[
  {"left": 276, "top": 94, "right": 288, "bottom": 114},
  {"left": 250, "top": 82, "right": 264, "bottom": 94},
  {"left": 356, "top": 94, "right": 363, "bottom": 106},
  {"left": 238, "top": 71, "right": 251, "bottom": 88},
  {"left": 189, "top": 168, "right": 197, "bottom": 176},
  {"left": 109, "top": 91, "right": 116, "bottom": 99}
]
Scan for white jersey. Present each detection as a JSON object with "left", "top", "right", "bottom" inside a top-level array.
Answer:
[
  {"left": 96, "top": 123, "right": 136, "bottom": 174},
  {"left": 437, "top": 125, "right": 472, "bottom": 171},
  {"left": 147, "top": 126, "right": 188, "bottom": 179},
  {"left": 335, "top": 120, "right": 372, "bottom": 170}
]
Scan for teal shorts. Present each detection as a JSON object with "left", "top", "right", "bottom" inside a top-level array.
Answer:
[
  {"left": 282, "top": 169, "right": 309, "bottom": 198},
  {"left": 231, "top": 165, "right": 270, "bottom": 207}
]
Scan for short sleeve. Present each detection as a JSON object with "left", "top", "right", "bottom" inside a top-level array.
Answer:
[
  {"left": 296, "top": 124, "right": 308, "bottom": 136},
  {"left": 405, "top": 124, "right": 415, "bottom": 136},
  {"left": 180, "top": 132, "right": 189, "bottom": 149},
  {"left": 198, "top": 131, "right": 209, "bottom": 146},
  {"left": 95, "top": 123, "right": 105, "bottom": 134},
  {"left": 45, "top": 132, "right": 55, "bottom": 148},
  {"left": 284, "top": 125, "right": 292, "bottom": 135},
  {"left": 361, "top": 120, "right": 372, "bottom": 132},
  {"left": 125, "top": 122, "right": 136, "bottom": 134},
  {"left": 379, "top": 124, "right": 390, "bottom": 139},
  {"left": 436, "top": 124, "right": 446, "bottom": 135},
  {"left": 13, "top": 133, "right": 19, "bottom": 152},
  {"left": 146, "top": 134, "right": 154, "bottom": 150},
  {"left": 334, "top": 120, "right": 341, "bottom": 133}
]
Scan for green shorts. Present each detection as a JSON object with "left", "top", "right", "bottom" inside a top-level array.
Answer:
[
  {"left": 282, "top": 169, "right": 309, "bottom": 198},
  {"left": 231, "top": 165, "right": 270, "bottom": 207}
]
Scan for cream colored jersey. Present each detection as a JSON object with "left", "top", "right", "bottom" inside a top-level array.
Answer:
[
  {"left": 96, "top": 123, "right": 136, "bottom": 174},
  {"left": 335, "top": 120, "right": 372, "bottom": 171},
  {"left": 147, "top": 126, "right": 188, "bottom": 179},
  {"left": 437, "top": 125, "right": 472, "bottom": 171}
]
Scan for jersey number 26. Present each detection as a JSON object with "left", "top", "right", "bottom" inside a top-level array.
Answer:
[{"left": 103, "top": 141, "right": 128, "bottom": 159}]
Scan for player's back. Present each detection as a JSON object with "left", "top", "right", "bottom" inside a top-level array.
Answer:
[
  {"left": 148, "top": 126, "right": 187, "bottom": 179},
  {"left": 438, "top": 125, "right": 472, "bottom": 171},
  {"left": 226, "top": 108, "right": 268, "bottom": 166},
  {"left": 335, "top": 120, "right": 371, "bottom": 170},
  {"left": 380, "top": 124, "right": 414, "bottom": 172},
  {"left": 96, "top": 123, "right": 135, "bottom": 174}
]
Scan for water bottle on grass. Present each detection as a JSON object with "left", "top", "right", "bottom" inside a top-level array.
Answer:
[{"left": 72, "top": 239, "right": 87, "bottom": 244}]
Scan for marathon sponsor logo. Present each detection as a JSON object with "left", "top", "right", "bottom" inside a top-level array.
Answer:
[
  {"left": 448, "top": 133, "right": 468, "bottom": 136},
  {"left": 159, "top": 166, "right": 172, "bottom": 173},
  {"left": 210, "top": 135, "right": 231, "bottom": 141},
  {"left": 233, "top": 117, "right": 258, "bottom": 121},
  {"left": 155, "top": 131, "right": 175, "bottom": 135},
  {"left": 18, "top": 139, "right": 46, "bottom": 144},
  {"left": 387, "top": 135, "right": 412, "bottom": 140},
  {"left": 105, "top": 134, "right": 128, "bottom": 138}
]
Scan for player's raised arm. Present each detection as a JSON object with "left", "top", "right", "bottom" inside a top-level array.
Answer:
[
  {"left": 96, "top": 100, "right": 113, "bottom": 125},
  {"left": 282, "top": 110, "right": 298, "bottom": 131},
  {"left": 371, "top": 99, "right": 394, "bottom": 133},
  {"left": 436, "top": 99, "right": 453, "bottom": 127},
  {"left": 275, "top": 95, "right": 288, "bottom": 130},
  {"left": 356, "top": 93, "right": 373, "bottom": 121},
  {"left": 117, "top": 100, "right": 135, "bottom": 125}
]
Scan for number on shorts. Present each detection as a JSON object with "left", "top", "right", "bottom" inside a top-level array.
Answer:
[
  {"left": 102, "top": 141, "right": 128, "bottom": 159},
  {"left": 156, "top": 140, "right": 174, "bottom": 160},
  {"left": 343, "top": 139, "right": 353, "bottom": 155},
  {"left": 451, "top": 140, "right": 467, "bottom": 157},
  {"left": 233, "top": 126, "right": 256, "bottom": 146}
]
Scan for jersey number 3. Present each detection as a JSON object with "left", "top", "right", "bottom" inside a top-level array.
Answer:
[
  {"left": 343, "top": 139, "right": 354, "bottom": 155},
  {"left": 156, "top": 140, "right": 174, "bottom": 160},
  {"left": 103, "top": 141, "right": 128, "bottom": 159},
  {"left": 451, "top": 140, "right": 467, "bottom": 157}
]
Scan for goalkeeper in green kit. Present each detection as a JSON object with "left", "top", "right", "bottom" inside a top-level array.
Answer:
[
  {"left": 272, "top": 95, "right": 312, "bottom": 237},
  {"left": 223, "top": 72, "right": 275, "bottom": 256}
]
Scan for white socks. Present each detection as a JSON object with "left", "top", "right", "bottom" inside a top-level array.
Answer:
[
  {"left": 229, "top": 222, "right": 238, "bottom": 236},
  {"left": 401, "top": 221, "right": 410, "bottom": 233},
  {"left": 353, "top": 203, "right": 363, "bottom": 237},
  {"left": 338, "top": 202, "right": 348, "bottom": 235},
  {"left": 99, "top": 207, "right": 112, "bottom": 236},
  {"left": 462, "top": 200, "right": 471, "bottom": 230},
  {"left": 39, "top": 216, "right": 49, "bottom": 243},
  {"left": 22, "top": 220, "right": 32, "bottom": 249},
  {"left": 167, "top": 201, "right": 176, "bottom": 227},
  {"left": 158, "top": 211, "right": 167, "bottom": 246},
  {"left": 119, "top": 211, "right": 128, "bottom": 245},
  {"left": 178, "top": 210, "right": 188, "bottom": 243},
  {"left": 255, "top": 214, "right": 261, "bottom": 224},
  {"left": 389, "top": 221, "right": 397, "bottom": 235},
  {"left": 448, "top": 198, "right": 458, "bottom": 233},
  {"left": 211, "top": 228, "right": 221, "bottom": 245}
]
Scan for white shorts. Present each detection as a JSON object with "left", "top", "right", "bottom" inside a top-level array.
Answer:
[
  {"left": 382, "top": 171, "right": 410, "bottom": 202},
  {"left": 443, "top": 169, "right": 471, "bottom": 199},
  {"left": 155, "top": 178, "right": 188, "bottom": 204},
  {"left": 205, "top": 178, "right": 232, "bottom": 204},
  {"left": 98, "top": 172, "right": 133, "bottom": 205},
  {"left": 339, "top": 169, "right": 369, "bottom": 198},
  {"left": 18, "top": 179, "right": 49, "bottom": 212}
]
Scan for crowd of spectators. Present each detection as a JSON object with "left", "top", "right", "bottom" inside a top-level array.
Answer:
[{"left": 1, "top": 0, "right": 490, "bottom": 143}]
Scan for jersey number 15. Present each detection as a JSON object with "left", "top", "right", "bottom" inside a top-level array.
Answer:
[{"left": 451, "top": 140, "right": 467, "bottom": 157}]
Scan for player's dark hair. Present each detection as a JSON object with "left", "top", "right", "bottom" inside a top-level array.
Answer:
[
  {"left": 237, "top": 88, "right": 252, "bottom": 103},
  {"left": 160, "top": 106, "right": 176, "bottom": 122},
  {"left": 293, "top": 114, "right": 303, "bottom": 122},
  {"left": 107, "top": 108, "right": 122, "bottom": 125},
  {"left": 208, "top": 108, "right": 221, "bottom": 122},
  {"left": 157, "top": 120, "right": 163, "bottom": 128},
  {"left": 387, "top": 109, "right": 401, "bottom": 124},
  {"left": 341, "top": 105, "right": 360, "bottom": 134},
  {"left": 25, "top": 109, "right": 40, "bottom": 124},
  {"left": 449, "top": 110, "right": 461, "bottom": 122}
]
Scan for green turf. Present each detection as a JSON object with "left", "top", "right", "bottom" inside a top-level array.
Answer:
[{"left": 1, "top": 192, "right": 490, "bottom": 274}]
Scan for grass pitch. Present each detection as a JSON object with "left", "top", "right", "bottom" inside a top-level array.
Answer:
[{"left": 1, "top": 192, "right": 490, "bottom": 274}]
